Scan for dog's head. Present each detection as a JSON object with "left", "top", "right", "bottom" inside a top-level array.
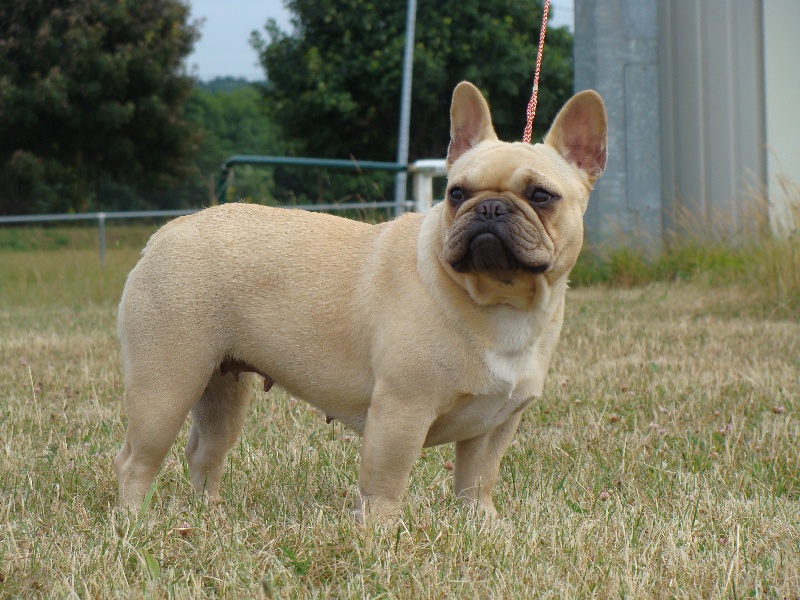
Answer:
[{"left": 437, "top": 81, "right": 607, "bottom": 307}]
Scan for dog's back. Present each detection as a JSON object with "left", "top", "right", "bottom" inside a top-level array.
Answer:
[{"left": 118, "top": 203, "right": 401, "bottom": 402}]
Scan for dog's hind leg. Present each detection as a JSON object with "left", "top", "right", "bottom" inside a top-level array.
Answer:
[
  {"left": 114, "top": 370, "right": 210, "bottom": 508},
  {"left": 185, "top": 371, "right": 252, "bottom": 501}
]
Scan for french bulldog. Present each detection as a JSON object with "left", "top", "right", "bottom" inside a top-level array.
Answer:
[{"left": 115, "top": 81, "right": 607, "bottom": 521}]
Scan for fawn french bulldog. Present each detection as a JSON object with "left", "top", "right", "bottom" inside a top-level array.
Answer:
[{"left": 115, "top": 81, "right": 607, "bottom": 521}]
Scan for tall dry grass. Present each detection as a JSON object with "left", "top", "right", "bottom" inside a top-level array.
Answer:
[{"left": 572, "top": 194, "right": 800, "bottom": 317}]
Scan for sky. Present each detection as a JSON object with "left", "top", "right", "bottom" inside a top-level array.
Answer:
[{"left": 186, "top": 0, "right": 575, "bottom": 82}]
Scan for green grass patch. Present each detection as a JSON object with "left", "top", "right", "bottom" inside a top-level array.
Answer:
[
  {"left": 0, "top": 223, "right": 158, "bottom": 252},
  {"left": 1, "top": 222, "right": 798, "bottom": 327},
  {"left": 0, "top": 248, "right": 141, "bottom": 308},
  {"left": 573, "top": 242, "right": 748, "bottom": 286}
]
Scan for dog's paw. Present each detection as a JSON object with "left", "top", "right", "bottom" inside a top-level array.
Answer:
[
  {"left": 353, "top": 494, "right": 401, "bottom": 526},
  {"left": 458, "top": 496, "right": 500, "bottom": 520}
]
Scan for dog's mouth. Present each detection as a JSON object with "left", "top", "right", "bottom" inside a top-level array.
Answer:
[
  {"left": 450, "top": 232, "right": 549, "bottom": 274},
  {"left": 445, "top": 213, "right": 553, "bottom": 275}
]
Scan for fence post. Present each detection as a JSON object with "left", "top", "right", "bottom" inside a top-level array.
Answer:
[
  {"left": 98, "top": 212, "right": 106, "bottom": 269},
  {"left": 217, "top": 164, "right": 230, "bottom": 204},
  {"left": 409, "top": 159, "right": 448, "bottom": 212},
  {"left": 413, "top": 170, "right": 432, "bottom": 213},
  {"left": 393, "top": 0, "right": 418, "bottom": 217}
]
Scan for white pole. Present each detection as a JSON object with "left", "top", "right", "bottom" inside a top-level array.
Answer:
[
  {"left": 394, "top": 0, "right": 417, "bottom": 216},
  {"left": 98, "top": 212, "right": 106, "bottom": 269}
]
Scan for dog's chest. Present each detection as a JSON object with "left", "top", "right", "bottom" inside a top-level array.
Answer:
[
  {"left": 476, "top": 311, "right": 545, "bottom": 414},
  {"left": 472, "top": 347, "right": 541, "bottom": 419},
  {"left": 425, "top": 308, "right": 547, "bottom": 446}
]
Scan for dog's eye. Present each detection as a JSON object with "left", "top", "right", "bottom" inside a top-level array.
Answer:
[
  {"left": 528, "top": 188, "right": 556, "bottom": 205},
  {"left": 449, "top": 187, "right": 465, "bottom": 204}
]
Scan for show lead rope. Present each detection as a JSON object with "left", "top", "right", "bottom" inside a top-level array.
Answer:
[{"left": 522, "top": 0, "right": 550, "bottom": 144}]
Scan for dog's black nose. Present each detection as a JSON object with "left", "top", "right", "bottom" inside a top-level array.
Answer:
[{"left": 475, "top": 199, "right": 510, "bottom": 220}]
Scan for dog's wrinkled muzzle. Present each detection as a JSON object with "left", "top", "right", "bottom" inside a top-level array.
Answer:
[{"left": 445, "top": 198, "right": 552, "bottom": 274}]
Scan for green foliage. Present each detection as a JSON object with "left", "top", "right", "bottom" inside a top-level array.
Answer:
[
  {"left": 0, "top": 0, "right": 201, "bottom": 214},
  {"left": 83, "top": 81, "right": 284, "bottom": 211},
  {"left": 188, "top": 84, "right": 398, "bottom": 209},
  {"left": 572, "top": 242, "right": 750, "bottom": 288},
  {"left": 184, "top": 83, "right": 282, "bottom": 204},
  {"left": 251, "top": 0, "right": 573, "bottom": 163},
  {"left": 197, "top": 77, "right": 257, "bottom": 94}
]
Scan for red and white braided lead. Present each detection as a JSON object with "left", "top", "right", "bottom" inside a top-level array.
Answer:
[{"left": 522, "top": 0, "right": 550, "bottom": 144}]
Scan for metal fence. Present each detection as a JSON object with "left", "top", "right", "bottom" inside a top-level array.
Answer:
[{"left": 0, "top": 157, "right": 448, "bottom": 267}]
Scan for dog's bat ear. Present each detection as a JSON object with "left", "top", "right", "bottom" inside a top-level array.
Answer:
[
  {"left": 544, "top": 90, "right": 608, "bottom": 186},
  {"left": 447, "top": 82, "right": 499, "bottom": 168}
]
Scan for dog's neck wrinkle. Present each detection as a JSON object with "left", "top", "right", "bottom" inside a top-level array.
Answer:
[
  {"left": 416, "top": 212, "right": 494, "bottom": 340},
  {"left": 417, "top": 209, "right": 568, "bottom": 352}
]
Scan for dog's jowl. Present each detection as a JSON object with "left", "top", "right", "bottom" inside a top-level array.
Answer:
[{"left": 115, "top": 81, "right": 607, "bottom": 521}]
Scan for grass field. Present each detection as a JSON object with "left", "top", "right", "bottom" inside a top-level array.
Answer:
[{"left": 1, "top": 226, "right": 799, "bottom": 598}]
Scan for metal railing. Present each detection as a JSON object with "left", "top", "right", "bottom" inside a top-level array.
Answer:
[
  {"left": 0, "top": 157, "right": 448, "bottom": 267},
  {"left": 217, "top": 155, "right": 410, "bottom": 211},
  {"left": 218, "top": 155, "right": 448, "bottom": 213}
]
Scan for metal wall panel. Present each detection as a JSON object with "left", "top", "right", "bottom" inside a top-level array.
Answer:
[
  {"left": 658, "top": 0, "right": 765, "bottom": 236},
  {"left": 763, "top": 0, "right": 800, "bottom": 234},
  {"left": 576, "top": 0, "right": 770, "bottom": 246},
  {"left": 574, "top": 0, "right": 662, "bottom": 247}
]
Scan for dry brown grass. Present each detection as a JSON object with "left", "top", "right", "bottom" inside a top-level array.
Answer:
[{"left": 1, "top": 248, "right": 799, "bottom": 598}]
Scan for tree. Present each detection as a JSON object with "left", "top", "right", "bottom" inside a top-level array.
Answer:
[
  {"left": 251, "top": 0, "right": 573, "bottom": 164},
  {"left": 184, "top": 82, "right": 283, "bottom": 205},
  {"left": 0, "top": 0, "right": 201, "bottom": 214},
  {"left": 86, "top": 82, "right": 284, "bottom": 212}
]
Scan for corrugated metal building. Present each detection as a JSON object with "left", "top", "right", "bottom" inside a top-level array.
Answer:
[{"left": 574, "top": 0, "right": 799, "bottom": 247}]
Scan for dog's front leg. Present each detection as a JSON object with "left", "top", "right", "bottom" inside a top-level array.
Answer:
[
  {"left": 454, "top": 411, "right": 524, "bottom": 518},
  {"left": 356, "top": 385, "right": 433, "bottom": 524}
]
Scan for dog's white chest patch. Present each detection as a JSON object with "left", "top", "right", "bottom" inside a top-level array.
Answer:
[
  {"left": 482, "top": 312, "right": 544, "bottom": 413},
  {"left": 425, "top": 307, "right": 547, "bottom": 446},
  {"left": 485, "top": 307, "right": 541, "bottom": 385}
]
